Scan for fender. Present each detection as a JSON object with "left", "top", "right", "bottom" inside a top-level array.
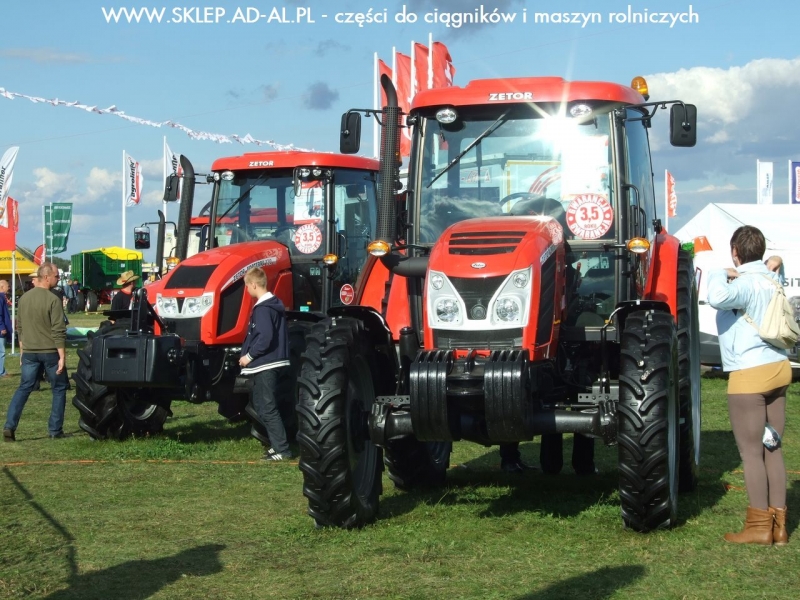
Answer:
[
  {"left": 643, "top": 232, "right": 680, "bottom": 319},
  {"left": 354, "top": 253, "right": 412, "bottom": 340}
]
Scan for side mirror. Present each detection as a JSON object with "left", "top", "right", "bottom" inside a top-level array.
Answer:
[
  {"left": 163, "top": 174, "right": 181, "bottom": 201},
  {"left": 669, "top": 103, "right": 697, "bottom": 147},
  {"left": 340, "top": 112, "right": 362, "bottom": 154},
  {"left": 134, "top": 226, "right": 151, "bottom": 250}
]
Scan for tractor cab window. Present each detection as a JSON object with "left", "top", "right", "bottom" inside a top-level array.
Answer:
[
  {"left": 565, "top": 249, "right": 617, "bottom": 327},
  {"left": 624, "top": 108, "right": 657, "bottom": 242},
  {"left": 331, "top": 169, "right": 377, "bottom": 306},
  {"left": 215, "top": 172, "right": 303, "bottom": 250},
  {"left": 418, "top": 107, "right": 614, "bottom": 245}
]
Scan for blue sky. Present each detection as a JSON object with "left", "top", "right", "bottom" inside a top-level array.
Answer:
[{"left": 1, "top": 0, "right": 798, "bottom": 259}]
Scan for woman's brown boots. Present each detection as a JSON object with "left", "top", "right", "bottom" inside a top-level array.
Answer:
[
  {"left": 770, "top": 506, "right": 788, "bottom": 546},
  {"left": 724, "top": 507, "right": 774, "bottom": 545},
  {"left": 724, "top": 506, "right": 790, "bottom": 545}
]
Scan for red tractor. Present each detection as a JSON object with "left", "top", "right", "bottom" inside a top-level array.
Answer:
[
  {"left": 296, "top": 75, "right": 701, "bottom": 532},
  {"left": 72, "top": 151, "right": 380, "bottom": 441}
]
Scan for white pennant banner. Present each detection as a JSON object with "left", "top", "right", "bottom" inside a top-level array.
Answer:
[{"left": 0, "top": 86, "right": 312, "bottom": 151}]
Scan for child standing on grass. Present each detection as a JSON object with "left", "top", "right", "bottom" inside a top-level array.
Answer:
[{"left": 239, "top": 266, "right": 292, "bottom": 461}]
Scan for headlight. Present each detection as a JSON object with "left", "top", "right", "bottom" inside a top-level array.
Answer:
[
  {"left": 156, "top": 294, "right": 179, "bottom": 316},
  {"left": 512, "top": 271, "right": 529, "bottom": 288},
  {"left": 184, "top": 292, "right": 214, "bottom": 316},
  {"left": 435, "top": 298, "right": 460, "bottom": 323},
  {"left": 495, "top": 298, "right": 521, "bottom": 322},
  {"left": 430, "top": 273, "right": 444, "bottom": 290}
]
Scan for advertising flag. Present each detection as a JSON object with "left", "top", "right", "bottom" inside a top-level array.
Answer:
[
  {"left": 431, "top": 42, "right": 456, "bottom": 88},
  {"left": 124, "top": 152, "right": 143, "bottom": 207},
  {"left": 790, "top": 161, "right": 800, "bottom": 204},
  {"left": 757, "top": 160, "right": 773, "bottom": 205},
  {"left": 33, "top": 244, "right": 46, "bottom": 266},
  {"left": 0, "top": 146, "right": 19, "bottom": 210},
  {"left": 164, "top": 140, "right": 182, "bottom": 201},
  {"left": 394, "top": 51, "right": 412, "bottom": 158},
  {"left": 666, "top": 171, "right": 678, "bottom": 217},
  {"left": 377, "top": 58, "right": 392, "bottom": 108},
  {"left": 44, "top": 202, "right": 73, "bottom": 254},
  {"left": 412, "top": 42, "right": 429, "bottom": 95}
]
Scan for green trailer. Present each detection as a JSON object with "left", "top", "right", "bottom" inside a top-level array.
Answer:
[{"left": 70, "top": 246, "right": 143, "bottom": 312}]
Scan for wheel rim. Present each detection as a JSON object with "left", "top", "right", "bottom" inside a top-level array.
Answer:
[
  {"left": 121, "top": 390, "right": 159, "bottom": 421},
  {"left": 346, "top": 355, "right": 379, "bottom": 501}
]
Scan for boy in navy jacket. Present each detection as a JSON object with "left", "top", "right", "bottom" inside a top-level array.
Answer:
[{"left": 239, "top": 267, "right": 292, "bottom": 460}]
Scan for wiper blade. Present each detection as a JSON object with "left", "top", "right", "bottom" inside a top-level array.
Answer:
[
  {"left": 218, "top": 172, "right": 272, "bottom": 221},
  {"left": 426, "top": 110, "right": 509, "bottom": 188}
]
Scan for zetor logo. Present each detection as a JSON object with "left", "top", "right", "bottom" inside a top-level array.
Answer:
[
  {"left": 488, "top": 92, "right": 533, "bottom": 101},
  {"left": 248, "top": 161, "right": 274, "bottom": 167}
]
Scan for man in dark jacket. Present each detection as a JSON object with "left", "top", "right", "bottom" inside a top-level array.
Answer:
[
  {"left": 0, "top": 279, "right": 12, "bottom": 378},
  {"left": 239, "top": 266, "right": 291, "bottom": 460}
]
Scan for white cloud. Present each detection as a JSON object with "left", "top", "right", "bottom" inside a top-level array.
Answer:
[
  {"left": 85, "top": 168, "right": 118, "bottom": 200},
  {"left": 694, "top": 184, "right": 740, "bottom": 193},
  {"left": 138, "top": 158, "right": 164, "bottom": 179}
]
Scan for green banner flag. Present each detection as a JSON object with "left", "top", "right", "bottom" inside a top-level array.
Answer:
[{"left": 44, "top": 202, "right": 73, "bottom": 255}]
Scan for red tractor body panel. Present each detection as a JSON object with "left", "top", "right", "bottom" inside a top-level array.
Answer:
[
  {"left": 412, "top": 77, "right": 644, "bottom": 110},
  {"left": 643, "top": 232, "right": 680, "bottom": 318},
  {"left": 212, "top": 151, "right": 379, "bottom": 172}
]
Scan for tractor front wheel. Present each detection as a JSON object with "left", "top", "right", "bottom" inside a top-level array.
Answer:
[
  {"left": 296, "top": 317, "right": 382, "bottom": 528},
  {"left": 617, "top": 310, "right": 680, "bottom": 532},
  {"left": 72, "top": 326, "right": 171, "bottom": 440}
]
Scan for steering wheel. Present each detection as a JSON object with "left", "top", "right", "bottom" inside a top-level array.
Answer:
[{"left": 502, "top": 193, "right": 565, "bottom": 219}]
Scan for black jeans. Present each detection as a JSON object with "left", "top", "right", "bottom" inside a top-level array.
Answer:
[{"left": 252, "top": 368, "right": 290, "bottom": 454}]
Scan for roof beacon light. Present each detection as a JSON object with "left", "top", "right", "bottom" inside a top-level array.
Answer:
[
  {"left": 367, "top": 240, "right": 391, "bottom": 257},
  {"left": 631, "top": 77, "right": 650, "bottom": 101},
  {"left": 626, "top": 237, "right": 651, "bottom": 254},
  {"left": 436, "top": 107, "right": 458, "bottom": 124}
]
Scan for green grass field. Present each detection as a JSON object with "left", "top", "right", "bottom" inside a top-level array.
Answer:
[{"left": 1, "top": 311, "right": 799, "bottom": 599}]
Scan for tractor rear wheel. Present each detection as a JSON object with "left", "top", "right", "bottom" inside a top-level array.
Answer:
[
  {"left": 296, "top": 317, "right": 382, "bottom": 528},
  {"left": 76, "top": 291, "right": 85, "bottom": 312},
  {"left": 617, "top": 310, "right": 680, "bottom": 532},
  {"left": 85, "top": 290, "right": 99, "bottom": 312},
  {"left": 247, "top": 321, "right": 313, "bottom": 445},
  {"left": 676, "top": 249, "right": 701, "bottom": 492},
  {"left": 72, "top": 325, "right": 171, "bottom": 440},
  {"left": 384, "top": 439, "right": 451, "bottom": 490}
]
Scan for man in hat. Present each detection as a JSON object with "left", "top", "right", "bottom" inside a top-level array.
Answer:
[{"left": 110, "top": 270, "right": 139, "bottom": 311}]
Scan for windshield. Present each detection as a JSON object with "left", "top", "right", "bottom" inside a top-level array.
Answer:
[
  {"left": 418, "top": 107, "right": 614, "bottom": 244},
  {"left": 216, "top": 172, "right": 319, "bottom": 252}
]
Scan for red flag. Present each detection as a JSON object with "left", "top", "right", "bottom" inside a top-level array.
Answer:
[
  {"left": 413, "top": 43, "right": 429, "bottom": 95},
  {"left": 9, "top": 197, "right": 18, "bottom": 232},
  {"left": 666, "top": 171, "right": 677, "bottom": 217},
  {"left": 34, "top": 244, "right": 46, "bottom": 266},
  {"left": 395, "top": 52, "right": 412, "bottom": 158},
  {"left": 431, "top": 42, "right": 456, "bottom": 88},
  {"left": 378, "top": 58, "right": 392, "bottom": 108}
]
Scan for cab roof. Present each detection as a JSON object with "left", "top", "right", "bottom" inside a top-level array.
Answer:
[
  {"left": 211, "top": 150, "right": 379, "bottom": 172},
  {"left": 411, "top": 77, "right": 644, "bottom": 110}
]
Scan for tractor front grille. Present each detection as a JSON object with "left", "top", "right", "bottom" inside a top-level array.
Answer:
[
  {"left": 448, "top": 231, "right": 525, "bottom": 255},
  {"left": 164, "top": 317, "right": 201, "bottom": 341},
  {"left": 433, "top": 328, "right": 523, "bottom": 350},
  {"left": 448, "top": 276, "right": 505, "bottom": 321}
]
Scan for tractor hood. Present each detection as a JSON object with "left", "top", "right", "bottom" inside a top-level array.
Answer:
[
  {"left": 148, "top": 240, "right": 292, "bottom": 344},
  {"left": 428, "top": 216, "right": 564, "bottom": 277}
]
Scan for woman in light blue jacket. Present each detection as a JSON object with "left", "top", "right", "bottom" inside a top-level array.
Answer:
[{"left": 708, "top": 225, "right": 791, "bottom": 546}]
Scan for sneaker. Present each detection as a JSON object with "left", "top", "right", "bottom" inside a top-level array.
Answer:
[
  {"left": 3, "top": 428, "right": 14, "bottom": 442},
  {"left": 263, "top": 447, "right": 293, "bottom": 461},
  {"left": 49, "top": 432, "right": 72, "bottom": 440}
]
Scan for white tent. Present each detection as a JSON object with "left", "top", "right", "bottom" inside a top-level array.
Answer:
[{"left": 674, "top": 203, "right": 800, "bottom": 368}]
